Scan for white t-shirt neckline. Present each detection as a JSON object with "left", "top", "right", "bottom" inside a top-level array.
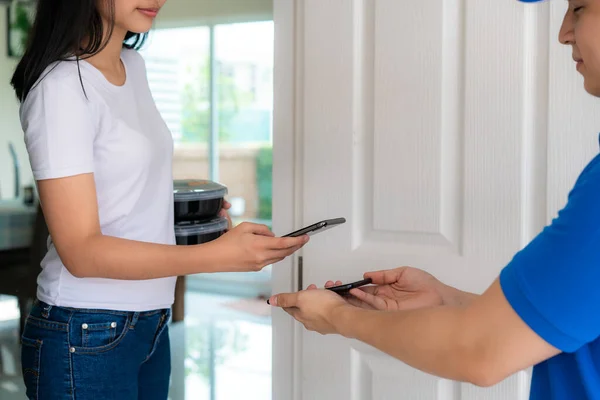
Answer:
[{"left": 62, "top": 54, "right": 130, "bottom": 92}]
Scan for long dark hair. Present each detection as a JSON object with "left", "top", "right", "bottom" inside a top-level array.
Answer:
[{"left": 10, "top": 0, "right": 147, "bottom": 102}]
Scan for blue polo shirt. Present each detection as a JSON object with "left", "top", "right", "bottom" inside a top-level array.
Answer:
[{"left": 500, "top": 138, "right": 600, "bottom": 399}]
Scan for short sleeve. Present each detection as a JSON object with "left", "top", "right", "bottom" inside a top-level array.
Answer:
[
  {"left": 20, "top": 76, "right": 97, "bottom": 180},
  {"left": 500, "top": 158, "right": 600, "bottom": 353}
]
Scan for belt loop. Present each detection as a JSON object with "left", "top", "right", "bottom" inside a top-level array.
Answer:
[
  {"left": 130, "top": 312, "right": 140, "bottom": 329},
  {"left": 41, "top": 304, "right": 52, "bottom": 319}
]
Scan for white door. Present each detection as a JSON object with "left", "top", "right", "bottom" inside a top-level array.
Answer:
[{"left": 272, "top": 0, "right": 600, "bottom": 399}]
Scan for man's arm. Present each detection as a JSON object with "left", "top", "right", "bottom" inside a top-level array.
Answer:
[
  {"left": 340, "top": 162, "right": 600, "bottom": 383},
  {"left": 273, "top": 161, "right": 600, "bottom": 386},
  {"left": 439, "top": 284, "right": 480, "bottom": 307},
  {"left": 332, "top": 279, "right": 559, "bottom": 386}
]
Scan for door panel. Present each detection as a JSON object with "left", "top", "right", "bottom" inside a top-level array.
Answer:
[{"left": 301, "top": 0, "right": 527, "bottom": 397}]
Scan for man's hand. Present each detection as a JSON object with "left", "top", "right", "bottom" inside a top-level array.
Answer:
[
  {"left": 315, "top": 267, "right": 478, "bottom": 311},
  {"left": 268, "top": 289, "right": 351, "bottom": 335},
  {"left": 351, "top": 267, "right": 445, "bottom": 310}
]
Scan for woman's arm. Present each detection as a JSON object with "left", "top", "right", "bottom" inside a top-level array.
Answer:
[{"left": 39, "top": 173, "right": 307, "bottom": 280}]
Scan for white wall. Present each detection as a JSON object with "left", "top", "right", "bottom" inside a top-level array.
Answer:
[
  {"left": 0, "top": 5, "right": 29, "bottom": 200},
  {"left": 0, "top": 0, "right": 273, "bottom": 200}
]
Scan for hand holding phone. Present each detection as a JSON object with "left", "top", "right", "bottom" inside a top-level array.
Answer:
[
  {"left": 266, "top": 277, "right": 372, "bottom": 305},
  {"left": 326, "top": 278, "right": 372, "bottom": 296}
]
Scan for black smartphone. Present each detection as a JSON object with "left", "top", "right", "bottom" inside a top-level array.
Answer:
[
  {"left": 282, "top": 218, "right": 346, "bottom": 237},
  {"left": 326, "top": 278, "right": 372, "bottom": 295}
]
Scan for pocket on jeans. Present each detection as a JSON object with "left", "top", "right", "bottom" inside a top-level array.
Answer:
[
  {"left": 82, "top": 321, "right": 119, "bottom": 348},
  {"left": 70, "top": 313, "right": 130, "bottom": 353},
  {"left": 21, "top": 336, "right": 42, "bottom": 399}
]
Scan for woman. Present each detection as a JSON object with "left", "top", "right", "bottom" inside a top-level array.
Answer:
[
  {"left": 11, "top": 1, "right": 308, "bottom": 398},
  {"left": 270, "top": 1, "right": 600, "bottom": 399}
]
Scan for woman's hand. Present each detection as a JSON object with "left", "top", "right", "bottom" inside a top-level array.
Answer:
[{"left": 211, "top": 222, "right": 309, "bottom": 272}]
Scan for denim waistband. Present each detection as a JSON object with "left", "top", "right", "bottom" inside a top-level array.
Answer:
[{"left": 32, "top": 300, "right": 170, "bottom": 328}]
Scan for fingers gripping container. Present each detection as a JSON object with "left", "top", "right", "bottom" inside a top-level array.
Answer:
[
  {"left": 173, "top": 179, "right": 229, "bottom": 246},
  {"left": 173, "top": 179, "right": 228, "bottom": 223}
]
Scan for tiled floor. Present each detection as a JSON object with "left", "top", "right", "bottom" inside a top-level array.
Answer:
[{"left": 0, "top": 292, "right": 272, "bottom": 400}]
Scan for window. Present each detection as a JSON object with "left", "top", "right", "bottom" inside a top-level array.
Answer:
[
  {"left": 214, "top": 23, "right": 273, "bottom": 147},
  {"left": 140, "top": 22, "right": 274, "bottom": 226}
]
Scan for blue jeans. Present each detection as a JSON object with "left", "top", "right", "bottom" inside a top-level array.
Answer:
[{"left": 21, "top": 300, "right": 171, "bottom": 399}]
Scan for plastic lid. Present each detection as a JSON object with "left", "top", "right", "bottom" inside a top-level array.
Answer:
[
  {"left": 174, "top": 217, "right": 229, "bottom": 237},
  {"left": 173, "top": 179, "right": 228, "bottom": 201}
]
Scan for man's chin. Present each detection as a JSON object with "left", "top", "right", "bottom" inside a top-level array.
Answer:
[{"left": 583, "top": 79, "right": 600, "bottom": 98}]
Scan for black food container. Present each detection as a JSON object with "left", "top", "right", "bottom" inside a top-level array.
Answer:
[
  {"left": 174, "top": 217, "right": 229, "bottom": 246},
  {"left": 173, "top": 179, "right": 228, "bottom": 223}
]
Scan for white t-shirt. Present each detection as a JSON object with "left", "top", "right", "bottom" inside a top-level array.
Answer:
[{"left": 20, "top": 48, "right": 177, "bottom": 311}]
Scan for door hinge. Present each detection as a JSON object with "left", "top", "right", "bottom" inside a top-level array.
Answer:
[{"left": 297, "top": 256, "right": 303, "bottom": 291}]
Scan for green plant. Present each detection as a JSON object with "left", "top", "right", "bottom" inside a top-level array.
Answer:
[
  {"left": 10, "top": 3, "right": 33, "bottom": 54},
  {"left": 256, "top": 146, "right": 272, "bottom": 220},
  {"left": 180, "top": 59, "right": 254, "bottom": 143}
]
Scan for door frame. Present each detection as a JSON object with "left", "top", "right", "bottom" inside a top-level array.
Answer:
[{"left": 272, "top": 1, "right": 303, "bottom": 400}]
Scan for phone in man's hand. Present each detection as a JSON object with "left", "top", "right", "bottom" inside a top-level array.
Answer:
[{"left": 326, "top": 278, "right": 372, "bottom": 296}]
